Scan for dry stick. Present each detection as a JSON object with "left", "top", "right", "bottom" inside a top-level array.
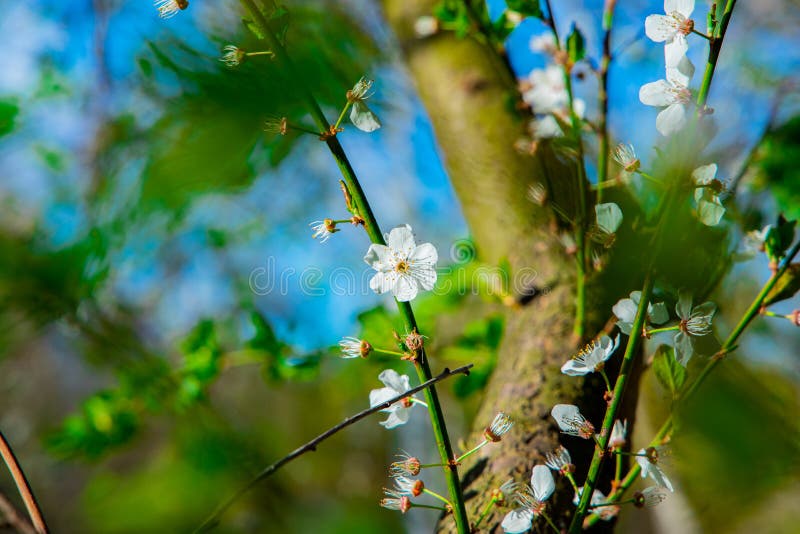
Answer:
[
  {"left": 0, "top": 431, "right": 48, "bottom": 534},
  {"left": 194, "top": 363, "right": 473, "bottom": 533},
  {"left": 0, "top": 490, "right": 38, "bottom": 534}
]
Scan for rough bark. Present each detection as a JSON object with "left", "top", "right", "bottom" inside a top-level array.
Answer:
[{"left": 381, "top": 1, "right": 636, "bottom": 532}]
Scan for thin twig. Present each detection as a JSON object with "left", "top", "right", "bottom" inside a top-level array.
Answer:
[
  {"left": 0, "top": 490, "right": 37, "bottom": 534},
  {"left": 0, "top": 431, "right": 48, "bottom": 534},
  {"left": 194, "top": 363, "right": 473, "bottom": 533}
]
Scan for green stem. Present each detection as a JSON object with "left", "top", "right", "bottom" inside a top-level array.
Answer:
[
  {"left": 333, "top": 102, "right": 351, "bottom": 131},
  {"left": 569, "top": 275, "right": 653, "bottom": 533},
  {"left": 455, "top": 439, "right": 489, "bottom": 463},
  {"left": 371, "top": 348, "right": 406, "bottom": 358},
  {"left": 565, "top": 472, "right": 580, "bottom": 493},
  {"left": 423, "top": 488, "right": 452, "bottom": 507},
  {"left": 238, "top": 2, "right": 470, "bottom": 531},
  {"left": 695, "top": 0, "right": 738, "bottom": 111},
  {"left": 245, "top": 50, "right": 275, "bottom": 57},
  {"left": 410, "top": 503, "right": 449, "bottom": 512},
  {"left": 541, "top": 511, "right": 560, "bottom": 534},
  {"left": 599, "top": 369, "right": 612, "bottom": 392},
  {"left": 543, "top": 0, "right": 589, "bottom": 340},
  {"left": 596, "top": 0, "right": 617, "bottom": 204},
  {"left": 691, "top": 29, "right": 711, "bottom": 40},
  {"left": 645, "top": 325, "right": 680, "bottom": 335},
  {"left": 473, "top": 496, "right": 497, "bottom": 529}
]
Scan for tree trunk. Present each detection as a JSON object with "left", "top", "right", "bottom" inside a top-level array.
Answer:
[{"left": 381, "top": 2, "right": 637, "bottom": 532}]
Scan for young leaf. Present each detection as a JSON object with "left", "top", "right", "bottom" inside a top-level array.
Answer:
[
  {"left": 764, "top": 215, "right": 796, "bottom": 262},
  {"left": 652, "top": 344, "right": 687, "bottom": 398},
  {"left": 566, "top": 24, "right": 586, "bottom": 63},
  {"left": 505, "top": 0, "right": 543, "bottom": 18}
]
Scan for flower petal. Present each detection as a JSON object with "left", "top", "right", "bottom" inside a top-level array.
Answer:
[
  {"left": 639, "top": 80, "right": 674, "bottom": 107},
  {"left": 387, "top": 225, "right": 416, "bottom": 257},
  {"left": 364, "top": 244, "right": 393, "bottom": 269},
  {"left": 676, "top": 291, "right": 693, "bottom": 319},
  {"left": 697, "top": 198, "right": 726, "bottom": 226},
  {"left": 531, "top": 465, "right": 556, "bottom": 502},
  {"left": 692, "top": 163, "right": 718, "bottom": 185},
  {"left": 350, "top": 101, "right": 381, "bottom": 132},
  {"left": 410, "top": 242, "right": 438, "bottom": 265},
  {"left": 378, "top": 368, "right": 410, "bottom": 393},
  {"left": 613, "top": 298, "right": 638, "bottom": 324},
  {"left": 596, "top": 203, "right": 623, "bottom": 234},
  {"left": 369, "top": 386, "right": 399, "bottom": 409},
  {"left": 667, "top": 0, "right": 695, "bottom": 17},
  {"left": 665, "top": 36, "right": 689, "bottom": 68},
  {"left": 645, "top": 14, "right": 677, "bottom": 42},
  {"left": 393, "top": 275, "right": 419, "bottom": 302},
  {"left": 674, "top": 331, "right": 694, "bottom": 366},
  {"left": 561, "top": 359, "right": 590, "bottom": 376},
  {"left": 369, "top": 271, "right": 397, "bottom": 295},
  {"left": 650, "top": 302, "right": 670, "bottom": 325},
  {"left": 380, "top": 407, "right": 412, "bottom": 429},
  {"left": 501, "top": 508, "right": 535, "bottom": 534},
  {"left": 411, "top": 265, "right": 437, "bottom": 291},
  {"left": 656, "top": 103, "right": 686, "bottom": 136}
]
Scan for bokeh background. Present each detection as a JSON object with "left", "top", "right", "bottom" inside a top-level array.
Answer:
[{"left": 0, "top": 0, "right": 799, "bottom": 532}]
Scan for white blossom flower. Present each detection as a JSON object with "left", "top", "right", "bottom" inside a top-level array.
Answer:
[
  {"left": 612, "top": 291, "right": 669, "bottom": 335},
  {"left": 551, "top": 404, "right": 595, "bottom": 439},
  {"left": 154, "top": 0, "right": 188, "bottom": 19},
  {"left": 613, "top": 143, "right": 640, "bottom": 180},
  {"left": 413, "top": 15, "right": 439, "bottom": 38},
  {"left": 497, "top": 479, "right": 521, "bottom": 506},
  {"left": 501, "top": 466, "right": 555, "bottom": 533},
  {"left": 636, "top": 447, "right": 674, "bottom": 492},
  {"left": 347, "top": 77, "right": 381, "bottom": 132},
  {"left": 573, "top": 487, "right": 619, "bottom": 521},
  {"left": 609, "top": 419, "right": 628, "bottom": 449},
  {"left": 484, "top": 412, "right": 514, "bottom": 441},
  {"left": 544, "top": 445, "right": 572, "bottom": 473},
  {"left": 380, "top": 489, "right": 411, "bottom": 513},
  {"left": 390, "top": 451, "right": 421, "bottom": 477},
  {"left": 530, "top": 33, "right": 557, "bottom": 54},
  {"left": 639, "top": 66, "right": 692, "bottom": 136},
  {"left": 674, "top": 291, "right": 716, "bottom": 366},
  {"left": 219, "top": 45, "right": 245, "bottom": 67},
  {"left": 634, "top": 486, "right": 669, "bottom": 508},
  {"left": 561, "top": 335, "right": 620, "bottom": 376},
  {"left": 310, "top": 219, "right": 338, "bottom": 243},
  {"left": 364, "top": 225, "right": 438, "bottom": 302},
  {"left": 735, "top": 225, "right": 771, "bottom": 260},
  {"left": 645, "top": 0, "right": 695, "bottom": 68},
  {"left": 392, "top": 476, "right": 424, "bottom": 497},
  {"left": 692, "top": 163, "right": 726, "bottom": 226},
  {"left": 338, "top": 336, "right": 371, "bottom": 359},
  {"left": 523, "top": 65, "right": 568, "bottom": 113},
  {"left": 369, "top": 369, "right": 418, "bottom": 429}
]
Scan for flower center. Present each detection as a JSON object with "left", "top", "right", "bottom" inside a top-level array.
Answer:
[{"left": 395, "top": 260, "right": 410, "bottom": 273}]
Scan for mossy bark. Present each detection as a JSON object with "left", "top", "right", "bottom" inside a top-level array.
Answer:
[{"left": 381, "top": 1, "right": 637, "bottom": 532}]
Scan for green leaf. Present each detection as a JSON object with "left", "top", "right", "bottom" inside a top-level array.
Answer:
[
  {"left": 243, "top": 18, "right": 266, "bottom": 40},
  {"left": 505, "top": 0, "right": 543, "bottom": 18},
  {"left": 566, "top": 24, "right": 586, "bottom": 63},
  {"left": 764, "top": 215, "right": 796, "bottom": 263},
  {"left": 652, "top": 344, "right": 687, "bottom": 398},
  {"left": 0, "top": 98, "right": 19, "bottom": 138}
]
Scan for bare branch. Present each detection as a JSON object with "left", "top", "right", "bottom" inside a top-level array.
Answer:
[
  {"left": 0, "top": 431, "right": 48, "bottom": 534},
  {"left": 195, "top": 363, "right": 474, "bottom": 533}
]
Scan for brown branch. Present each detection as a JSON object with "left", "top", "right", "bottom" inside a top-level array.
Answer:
[
  {"left": 194, "top": 363, "right": 474, "bottom": 533},
  {"left": 0, "top": 431, "right": 48, "bottom": 534}
]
